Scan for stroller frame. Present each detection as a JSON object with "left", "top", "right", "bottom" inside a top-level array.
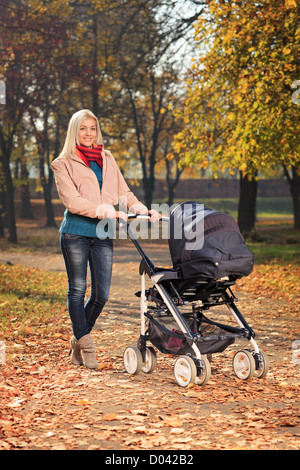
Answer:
[{"left": 121, "top": 215, "right": 269, "bottom": 387}]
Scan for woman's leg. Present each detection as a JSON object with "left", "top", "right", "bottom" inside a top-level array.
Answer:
[
  {"left": 85, "top": 238, "right": 113, "bottom": 333},
  {"left": 60, "top": 233, "right": 90, "bottom": 340}
]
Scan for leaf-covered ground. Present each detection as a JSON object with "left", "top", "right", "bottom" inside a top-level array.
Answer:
[{"left": 0, "top": 242, "right": 299, "bottom": 450}]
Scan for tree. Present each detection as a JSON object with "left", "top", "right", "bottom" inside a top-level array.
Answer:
[
  {"left": 0, "top": 0, "right": 75, "bottom": 238},
  {"left": 108, "top": 0, "right": 206, "bottom": 208},
  {"left": 61, "top": 1, "right": 201, "bottom": 208},
  {"left": 13, "top": 125, "right": 34, "bottom": 220},
  {"left": 0, "top": 0, "right": 211, "bottom": 242},
  {"left": 0, "top": 0, "right": 41, "bottom": 242},
  {"left": 172, "top": 0, "right": 300, "bottom": 232}
]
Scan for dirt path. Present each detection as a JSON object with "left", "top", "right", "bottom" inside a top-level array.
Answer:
[{"left": 0, "top": 243, "right": 300, "bottom": 451}]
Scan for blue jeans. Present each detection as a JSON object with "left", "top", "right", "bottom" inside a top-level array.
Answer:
[{"left": 60, "top": 233, "right": 113, "bottom": 340}]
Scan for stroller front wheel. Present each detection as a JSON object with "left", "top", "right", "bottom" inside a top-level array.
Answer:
[
  {"left": 195, "top": 356, "right": 211, "bottom": 386},
  {"left": 233, "top": 349, "right": 256, "bottom": 380},
  {"left": 253, "top": 349, "right": 269, "bottom": 378},
  {"left": 174, "top": 355, "right": 197, "bottom": 387},
  {"left": 123, "top": 346, "right": 143, "bottom": 375},
  {"left": 141, "top": 346, "right": 157, "bottom": 374}
]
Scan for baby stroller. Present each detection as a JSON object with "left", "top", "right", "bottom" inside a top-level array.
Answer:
[{"left": 120, "top": 202, "right": 269, "bottom": 387}]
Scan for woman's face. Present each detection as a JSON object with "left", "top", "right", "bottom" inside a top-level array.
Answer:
[{"left": 78, "top": 118, "right": 97, "bottom": 147}]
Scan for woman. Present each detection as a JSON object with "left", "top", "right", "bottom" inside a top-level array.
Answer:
[{"left": 51, "top": 109, "right": 158, "bottom": 369}]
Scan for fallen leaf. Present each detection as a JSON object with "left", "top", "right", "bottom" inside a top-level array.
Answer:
[
  {"left": 76, "top": 399, "right": 93, "bottom": 406},
  {"left": 73, "top": 424, "right": 89, "bottom": 430},
  {"left": 170, "top": 428, "right": 184, "bottom": 434},
  {"left": 103, "top": 413, "right": 118, "bottom": 421},
  {"left": 98, "top": 362, "right": 113, "bottom": 370},
  {"left": 164, "top": 417, "right": 182, "bottom": 428},
  {"left": 132, "top": 426, "right": 147, "bottom": 434}
]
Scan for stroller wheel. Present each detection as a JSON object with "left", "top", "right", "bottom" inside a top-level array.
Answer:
[
  {"left": 253, "top": 349, "right": 269, "bottom": 378},
  {"left": 141, "top": 347, "right": 157, "bottom": 374},
  {"left": 233, "top": 349, "right": 256, "bottom": 380},
  {"left": 123, "top": 346, "right": 143, "bottom": 375},
  {"left": 206, "top": 354, "right": 213, "bottom": 363},
  {"left": 174, "top": 355, "right": 197, "bottom": 387},
  {"left": 195, "top": 356, "right": 211, "bottom": 386}
]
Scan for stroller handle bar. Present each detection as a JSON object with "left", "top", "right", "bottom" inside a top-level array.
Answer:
[{"left": 127, "top": 213, "right": 169, "bottom": 222}]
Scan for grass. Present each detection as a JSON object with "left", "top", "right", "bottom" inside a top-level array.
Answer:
[
  {"left": 171, "top": 197, "right": 294, "bottom": 219},
  {"left": 247, "top": 243, "right": 300, "bottom": 265},
  {"left": 0, "top": 227, "right": 61, "bottom": 253},
  {"left": 255, "top": 197, "right": 293, "bottom": 218},
  {"left": 0, "top": 264, "right": 68, "bottom": 340},
  {"left": 246, "top": 220, "right": 300, "bottom": 265}
]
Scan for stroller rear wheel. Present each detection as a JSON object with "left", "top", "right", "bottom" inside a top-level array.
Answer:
[{"left": 123, "top": 346, "right": 143, "bottom": 375}]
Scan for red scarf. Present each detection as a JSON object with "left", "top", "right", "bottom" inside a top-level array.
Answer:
[{"left": 76, "top": 144, "right": 103, "bottom": 168}]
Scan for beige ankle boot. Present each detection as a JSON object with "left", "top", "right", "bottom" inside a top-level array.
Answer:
[
  {"left": 77, "top": 334, "right": 98, "bottom": 369},
  {"left": 69, "top": 336, "right": 83, "bottom": 366}
]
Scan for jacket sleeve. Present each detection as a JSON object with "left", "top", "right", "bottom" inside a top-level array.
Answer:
[{"left": 51, "top": 159, "right": 99, "bottom": 219}]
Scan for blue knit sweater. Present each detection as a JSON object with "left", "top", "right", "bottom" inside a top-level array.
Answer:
[{"left": 59, "top": 162, "right": 111, "bottom": 238}]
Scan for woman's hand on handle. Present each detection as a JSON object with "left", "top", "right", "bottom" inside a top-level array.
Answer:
[
  {"left": 133, "top": 209, "right": 161, "bottom": 222},
  {"left": 147, "top": 209, "right": 161, "bottom": 223},
  {"left": 115, "top": 211, "right": 128, "bottom": 222},
  {"left": 96, "top": 207, "right": 160, "bottom": 223}
]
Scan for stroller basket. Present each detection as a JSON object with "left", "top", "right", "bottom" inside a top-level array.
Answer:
[{"left": 146, "top": 312, "right": 236, "bottom": 355}]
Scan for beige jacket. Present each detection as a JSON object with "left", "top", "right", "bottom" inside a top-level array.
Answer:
[{"left": 51, "top": 149, "right": 147, "bottom": 219}]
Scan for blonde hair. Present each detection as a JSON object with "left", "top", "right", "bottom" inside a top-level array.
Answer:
[{"left": 60, "top": 109, "right": 103, "bottom": 159}]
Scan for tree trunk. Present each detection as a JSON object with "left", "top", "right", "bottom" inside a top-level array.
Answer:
[
  {"left": 40, "top": 159, "right": 56, "bottom": 228},
  {"left": 283, "top": 165, "right": 300, "bottom": 229},
  {"left": 143, "top": 174, "right": 155, "bottom": 209},
  {"left": 0, "top": 129, "right": 17, "bottom": 242},
  {"left": 43, "top": 186, "right": 56, "bottom": 227},
  {"left": 0, "top": 215, "right": 4, "bottom": 237},
  {"left": 237, "top": 171, "right": 258, "bottom": 236},
  {"left": 2, "top": 160, "right": 17, "bottom": 243},
  {"left": 34, "top": 101, "right": 57, "bottom": 228},
  {"left": 0, "top": 184, "right": 5, "bottom": 237},
  {"left": 165, "top": 155, "right": 184, "bottom": 206},
  {"left": 20, "top": 158, "right": 34, "bottom": 219},
  {"left": 91, "top": 15, "right": 99, "bottom": 117},
  {"left": 0, "top": 182, "right": 7, "bottom": 235}
]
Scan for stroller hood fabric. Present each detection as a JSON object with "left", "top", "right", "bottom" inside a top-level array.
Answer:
[{"left": 169, "top": 202, "right": 254, "bottom": 280}]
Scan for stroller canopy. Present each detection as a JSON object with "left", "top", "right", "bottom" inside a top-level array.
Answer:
[{"left": 169, "top": 202, "right": 254, "bottom": 280}]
